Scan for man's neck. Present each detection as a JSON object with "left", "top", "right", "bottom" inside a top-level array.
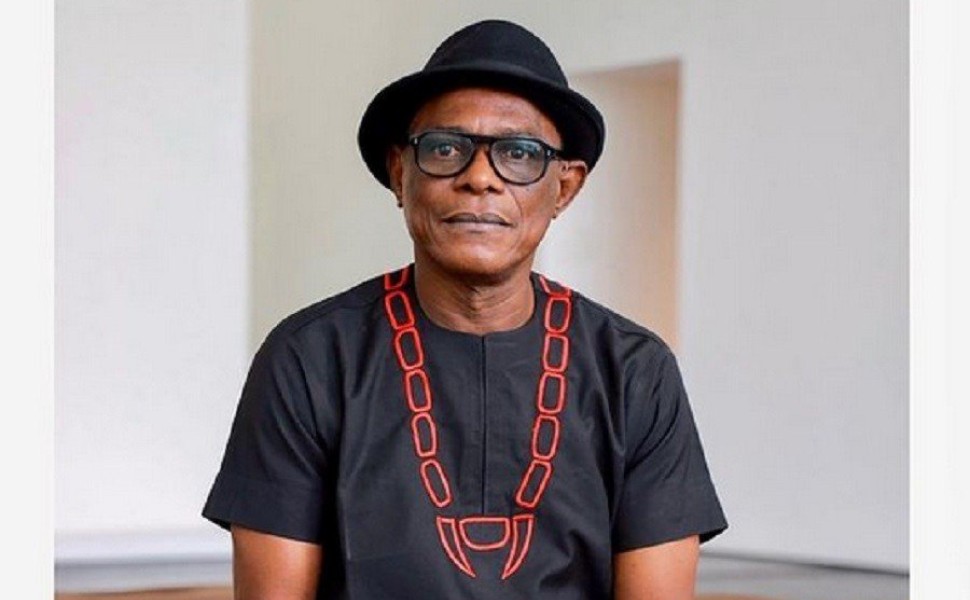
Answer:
[{"left": 412, "top": 259, "right": 535, "bottom": 336}]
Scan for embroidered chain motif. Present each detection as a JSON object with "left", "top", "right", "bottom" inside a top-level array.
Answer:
[{"left": 382, "top": 265, "right": 573, "bottom": 579}]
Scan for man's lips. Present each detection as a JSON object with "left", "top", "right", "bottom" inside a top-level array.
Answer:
[{"left": 442, "top": 212, "right": 511, "bottom": 227}]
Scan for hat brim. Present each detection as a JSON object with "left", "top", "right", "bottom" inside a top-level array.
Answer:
[{"left": 357, "top": 60, "right": 605, "bottom": 190}]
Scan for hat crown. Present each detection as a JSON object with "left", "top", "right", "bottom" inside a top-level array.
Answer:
[
  {"left": 357, "top": 19, "right": 604, "bottom": 189},
  {"left": 425, "top": 20, "right": 568, "bottom": 87}
]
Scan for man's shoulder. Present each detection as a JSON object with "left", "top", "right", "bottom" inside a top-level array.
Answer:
[
  {"left": 260, "top": 270, "right": 388, "bottom": 348},
  {"left": 546, "top": 277, "right": 682, "bottom": 392},
  {"left": 543, "top": 273, "right": 674, "bottom": 358}
]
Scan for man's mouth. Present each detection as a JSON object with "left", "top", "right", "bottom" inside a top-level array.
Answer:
[{"left": 442, "top": 212, "right": 511, "bottom": 227}]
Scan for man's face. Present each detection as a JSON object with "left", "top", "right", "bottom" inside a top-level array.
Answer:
[{"left": 387, "top": 87, "right": 587, "bottom": 282}]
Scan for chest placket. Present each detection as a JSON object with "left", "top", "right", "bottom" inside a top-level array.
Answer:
[
  {"left": 480, "top": 336, "right": 488, "bottom": 515},
  {"left": 382, "top": 266, "right": 573, "bottom": 580}
]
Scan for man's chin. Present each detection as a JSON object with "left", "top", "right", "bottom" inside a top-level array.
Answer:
[{"left": 422, "top": 253, "right": 531, "bottom": 285}]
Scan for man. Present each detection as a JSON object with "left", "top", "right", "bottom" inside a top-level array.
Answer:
[{"left": 203, "top": 19, "right": 727, "bottom": 600}]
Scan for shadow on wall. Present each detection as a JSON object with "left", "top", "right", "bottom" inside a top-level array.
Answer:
[{"left": 539, "top": 60, "right": 681, "bottom": 351}]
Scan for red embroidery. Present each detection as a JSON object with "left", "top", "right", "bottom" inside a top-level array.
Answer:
[
  {"left": 385, "top": 290, "right": 415, "bottom": 329},
  {"left": 544, "top": 296, "right": 572, "bottom": 333},
  {"left": 436, "top": 514, "right": 536, "bottom": 578},
  {"left": 459, "top": 516, "right": 511, "bottom": 551},
  {"left": 385, "top": 267, "right": 409, "bottom": 291},
  {"left": 515, "top": 459, "right": 554, "bottom": 509},
  {"left": 405, "top": 370, "right": 433, "bottom": 412},
  {"left": 411, "top": 412, "right": 438, "bottom": 458},
  {"left": 420, "top": 459, "right": 453, "bottom": 508},
  {"left": 542, "top": 333, "right": 569, "bottom": 373},
  {"left": 538, "top": 274, "right": 572, "bottom": 298},
  {"left": 393, "top": 327, "right": 424, "bottom": 370},
  {"left": 536, "top": 372, "right": 566, "bottom": 415},
  {"left": 382, "top": 265, "right": 573, "bottom": 579},
  {"left": 531, "top": 414, "right": 561, "bottom": 461},
  {"left": 436, "top": 517, "right": 476, "bottom": 577},
  {"left": 501, "top": 514, "right": 535, "bottom": 579}
]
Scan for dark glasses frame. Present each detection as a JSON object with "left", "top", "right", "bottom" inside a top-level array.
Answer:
[{"left": 408, "top": 130, "right": 563, "bottom": 185}]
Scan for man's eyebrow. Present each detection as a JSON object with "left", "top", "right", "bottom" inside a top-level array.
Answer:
[{"left": 493, "top": 126, "right": 544, "bottom": 137}]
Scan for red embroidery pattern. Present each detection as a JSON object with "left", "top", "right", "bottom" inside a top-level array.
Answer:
[
  {"left": 382, "top": 266, "right": 573, "bottom": 579},
  {"left": 459, "top": 516, "right": 510, "bottom": 551}
]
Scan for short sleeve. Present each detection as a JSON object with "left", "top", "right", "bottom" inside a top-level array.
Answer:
[
  {"left": 612, "top": 348, "right": 728, "bottom": 552},
  {"left": 202, "top": 331, "right": 332, "bottom": 544}
]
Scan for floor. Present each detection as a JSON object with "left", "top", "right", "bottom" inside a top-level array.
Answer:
[
  {"left": 55, "top": 553, "right": 909, "bottom": 600},
  {"left": 695, "top": 554, "right": 908, "bottom": 600}
]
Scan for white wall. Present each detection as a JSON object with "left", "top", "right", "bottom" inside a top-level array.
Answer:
[
  {"left": 56, "top": 0, "right": 248, "bottom": 552},
  {"left": 250, "top": 0, "right": 907, "bottom": 570},
  {"left": 679, "top": 2, "right": 908, "bottom": 569}
]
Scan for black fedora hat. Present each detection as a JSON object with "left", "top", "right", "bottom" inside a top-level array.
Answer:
[{"left": 357, "top": 19, "right": 606, "bottom": 189}]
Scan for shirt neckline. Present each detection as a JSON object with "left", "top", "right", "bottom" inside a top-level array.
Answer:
[{"left": 405, "top": 265, "right": 544, "bottom": 344}]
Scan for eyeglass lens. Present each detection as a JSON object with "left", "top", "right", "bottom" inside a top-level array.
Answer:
[{"left": 413, "top": 132, "right": 553, "bottom": 184}]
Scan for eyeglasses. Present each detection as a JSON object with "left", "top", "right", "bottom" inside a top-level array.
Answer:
[{"left": 408, "top": 130, "right": 563, "bottom": 185}]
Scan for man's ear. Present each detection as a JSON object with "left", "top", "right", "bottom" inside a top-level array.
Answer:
[
  {"left": 386, "top": 145, "right": 405, "bottom": 203},
  {"left": 553, "top": 160, "right": 588, "bottom": 218}
]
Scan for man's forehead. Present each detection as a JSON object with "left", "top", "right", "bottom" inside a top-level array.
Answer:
[{"left": 408, "top": 87, "right": 563, "bottom": 143}]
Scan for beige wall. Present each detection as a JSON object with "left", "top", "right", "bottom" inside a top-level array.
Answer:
[{"left": 540, "top": 63, "right": 680, "bottom": 350}]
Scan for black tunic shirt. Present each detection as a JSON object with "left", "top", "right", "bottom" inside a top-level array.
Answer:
[{"left": 203, "top": 266, "right": 727, "bottom": 599}]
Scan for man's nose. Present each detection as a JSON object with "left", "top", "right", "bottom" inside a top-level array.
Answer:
[{"left": 454, "top": 145, "right": 504, "bottom": 194}]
